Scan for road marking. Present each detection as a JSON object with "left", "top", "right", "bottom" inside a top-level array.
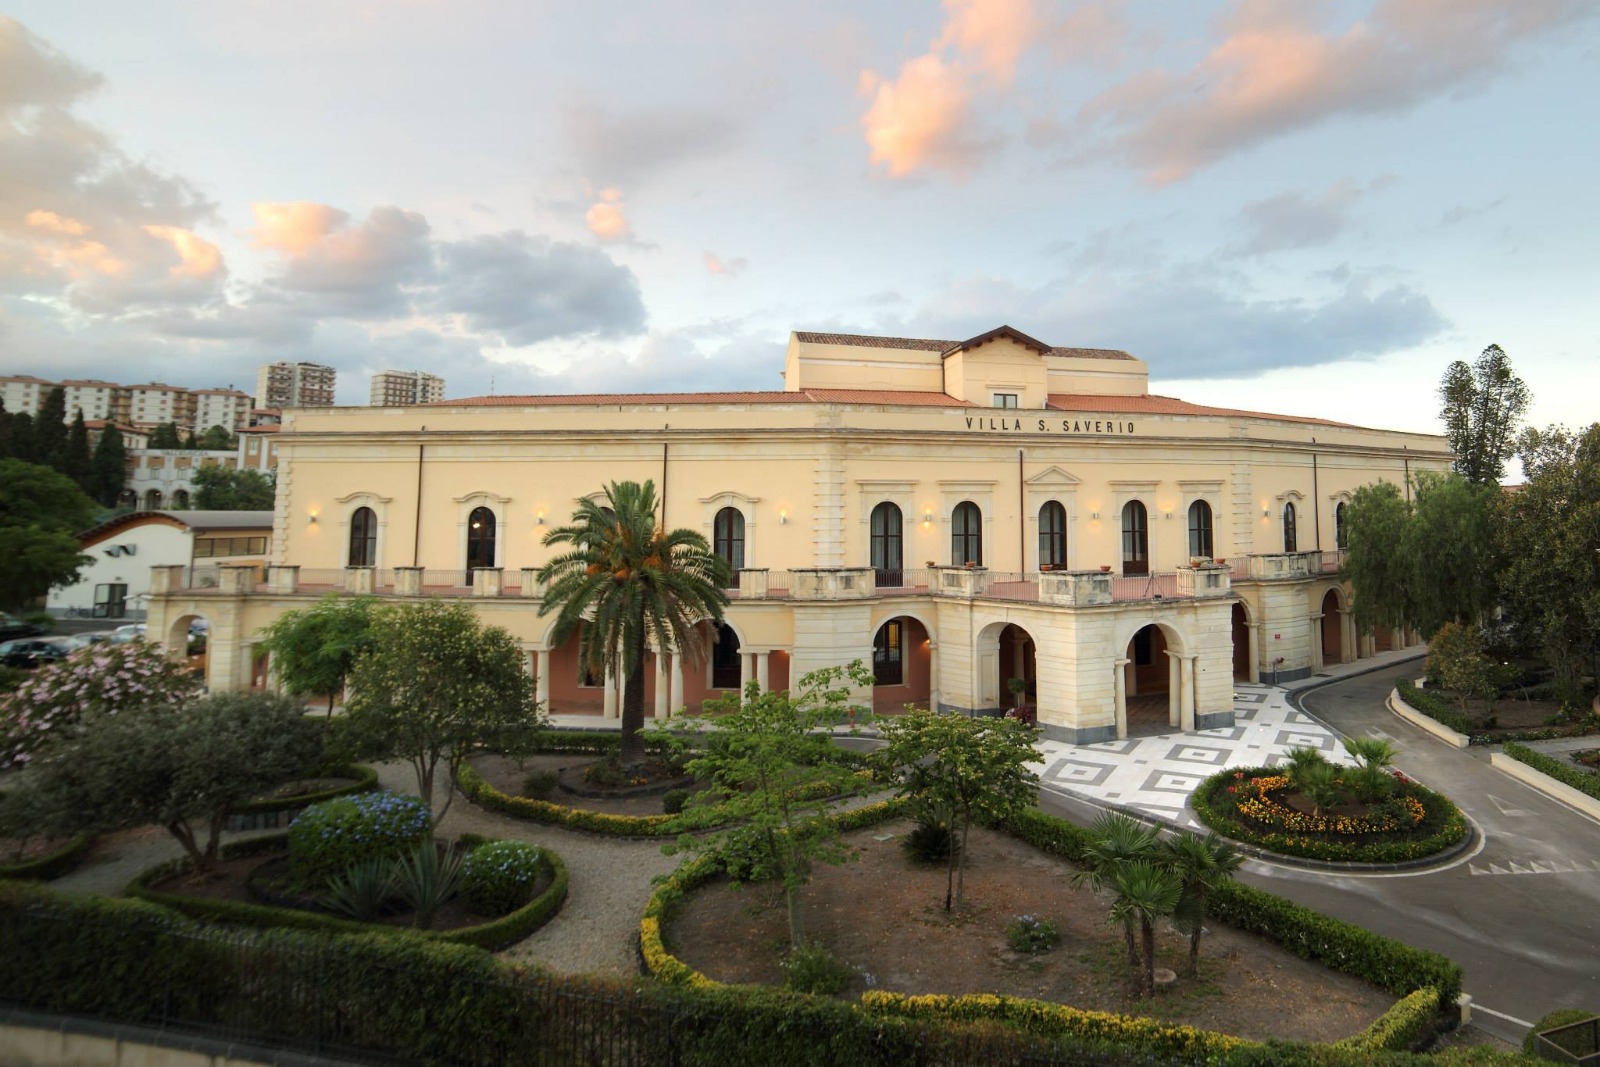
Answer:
[
  {"left": 1486, "top": 794, "right": 1529, "bottom": 817},
  {"left": 1472, "top": 1003, "right": 1533, "bottom": 1028},
  {"left": 1469, "top": 858, "right": 1600, "bottom": 876}
]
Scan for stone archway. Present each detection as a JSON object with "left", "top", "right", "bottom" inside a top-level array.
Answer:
[
  {"left": 164, "top": 610, "right": 209, "bottom": 683},
  {"left": 1319, "top": 588, "right": 1346, "bottom": 665},
  {"left": 1113, "top": 618, "right": 1192, "bottom": 739},
  {"left": 871, "top": 615, "right": 932, "bottom": 714},
  {"left": 974, "top": 620, "right": 1038, "bottom": 716},
  {"left": 1231, "top": 602, "right": 1254, "bottom": 682}
]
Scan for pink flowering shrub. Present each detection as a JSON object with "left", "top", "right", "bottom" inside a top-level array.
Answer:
[{"left": 0, "top": 641, "right": 201, "bottom": 768}]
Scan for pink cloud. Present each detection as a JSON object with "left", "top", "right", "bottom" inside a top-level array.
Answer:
[
  {"left": 1079, "top": 0, "right": 1592, "bottom": 183},
  {"left": 143, "top": 226, "right": 224, "bottom": 281},
  {"left": 937, "top": 0, "right": 1035, "bottom": 84},
  {"left": 704, "top": 251, "right": 747, "bottom": 276},
  {"left": 585, "top": 188, "right": 631, "bottom": 241},
  {"left": 249, "top": 201, "right": 349, "bottom": 254}
]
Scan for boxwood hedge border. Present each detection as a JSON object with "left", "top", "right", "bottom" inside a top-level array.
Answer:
[
  {"left": 0, "top": 831, "right": 92, "bottom": 882},
  {"left": 125, "top": 831, "right": 567, "bottom": 952},
  {"left": 231, "top": 763, "right": 378, "bottom": 816},
  {"left": 1503, "top": 742, "right": 1600, "bottom": 800},
  {"left": 1188, "top": 765, "right": 1468, "bottom": 864}
]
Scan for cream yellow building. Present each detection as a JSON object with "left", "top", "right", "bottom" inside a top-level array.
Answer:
[{"left": 147, "top": 327, "right": 1448, "bottom": 743}]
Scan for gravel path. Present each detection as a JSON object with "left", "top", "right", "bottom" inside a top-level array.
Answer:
[{"left": 47, "top": 759, "right": 684, "bottom": 979}]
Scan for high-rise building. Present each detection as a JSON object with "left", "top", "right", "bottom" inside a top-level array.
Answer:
[
  {"left": 191, "top": 388, "right": 255, "bottom": 434},
  {"left": 59, "top": 380, "right": 120, "bottom": 422},
  {"left": 369, "top": 370, "right": 446, "bottom": 406},
  {"left": 256, "top": 362, "right": 336, "bottom": 408},
  {"left": 0, "top": 375, "right": 53, "bottom": 417},
  {"left": 119, "top": 383, "right": 193, "bottom": 429}
]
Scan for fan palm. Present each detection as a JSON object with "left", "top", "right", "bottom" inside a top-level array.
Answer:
[
  {"left": 1070, "top": 811, "right": 1161, "bottom": 966},
  {"left": 1108, "top": 860, "right": 1184, "bottom": 997},
  {"left": 538, "top": 480, "right": 730, "bottom": 769},
  {"left": 1162, "top": 831, "right": 1244, "bottom": 977}
]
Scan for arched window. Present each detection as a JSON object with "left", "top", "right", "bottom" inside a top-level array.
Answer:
[
  {"left": 171, "top": 489, "right": 190, "bottom": 510},
  {"left": 873, "top": 620, "right": 903, "bottom": 686},
  {"left": 348, "top": 506, "right": 377, "bottom": 567},
  {"left": 143, "top": 489, "right": 163, "bottom": 511},
  {"left": 466, "top": 506, "right": 496, "bottom": 569},
  {"left": 1038, "top": 501, "right": 1067, "bottom": 569},
  {"left": 1188, "top": 500, "right": 1214, "bottom": 560},
  {"left": 1121, "top": 500, "right": 1148, "bottom": 575},
  {"left": 870, "top": 502, "right": 903, "bottom": 585},
  {"left": 711, "top": 623, "right": 741, "bottom": 690},
  {"left": 951, "top": 501, "right": 982, "bottom": 566},
  {"left": 713, "top": 507, "right": 745, "bottom": 575},
  {"left": 1335, "top": 502, "right": 1349, "bottom": 550},
  {"left": 1283, "top": 502, "right": 1298, "bottom": 553}
]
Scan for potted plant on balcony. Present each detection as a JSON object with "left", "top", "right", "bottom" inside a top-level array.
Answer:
[{"left": 1006, "top": 676, "right": 1027, "bottom": 708}]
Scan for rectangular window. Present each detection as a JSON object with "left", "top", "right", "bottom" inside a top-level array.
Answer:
[
  {"left": 873, "top": 621, "right": 903, "bottom": 686},
  {"left": 93, "top": 583, "right": 127, "bottom": 619},
  {"left": 992, "top": 393, "right": 1019, "bottom": 409},
  {"left": 194, "top": 538, "right": 216, "bottom": 558}
]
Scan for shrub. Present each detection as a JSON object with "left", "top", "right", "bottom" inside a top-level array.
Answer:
[
  {"left": 781, "top": 941, "right": 854, "bottom": 995},
  {"left": 661, "top": 788, "right": 690, "bottom": 815},
  {"left": 288, "top": 792, "right": 431, "bottom": 889},
  {"left": 461, "top": 840, "right": 543, "bottom": 916},
  {"left": 1396, "top": 679, "right": 1475, "bottom": 736},
  {"left": 391, "top": 840, "right": 465, "bottom": 930},
  {"left": 1505, "top": 743, "right": 1600, "bottom": 801},
  {"left": 1005, "top": 914, "right": 1059, "bottom": 954},
  {"left": 901, "top": 819, "right": 958, "bottom": 864},
  {"left": 520, "top": 769, "right": 559, "bottom": 798},
  {"left": 1524, "top": 1009, "right": 1598, "bottom": 1056}
]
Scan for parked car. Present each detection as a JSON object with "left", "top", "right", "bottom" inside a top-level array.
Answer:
[
  {"left": 56, "top": 633, "right": 110, "bottom": 654},
  {"left": 0, "top": 613, "right": 44, "bottom": 641},
  {"left": 0, "top": 637, "right": 72, "bottom": 669}
]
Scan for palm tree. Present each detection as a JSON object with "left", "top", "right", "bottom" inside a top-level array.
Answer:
[
  {"left": 1071, "top": 812, "right": 1161, "bottom": 966},
  {"left": 538, "top": 481, "right": 730, "bottom": 769},
  {"left": 1108, "top": 860, "right": 1184, "bottom": 997},
  {"left": 1162, "top": 832, "right": 1244, "bottom": 978}
]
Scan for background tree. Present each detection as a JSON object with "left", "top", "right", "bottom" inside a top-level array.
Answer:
[
  {"left": 1427, "top": 621, "right": 1496, "bottom": 713},
  {"left": 1340, "top": 481, "right": 1412, "bottom": 636},
  {"left": 148, "top": 421, "right": 182, "bottom": 449},
  {"left": 1401, "top": 472, "right": 1498, "bottom": 635},
  {"left": 33, "top": 387, "right": 67, "bottom": 469},
  {"left": 0, "top": 459, "right": 97, "bottom": 614},
  {"left": 60, "top": 410, "right": 94, "bottom": 494},
  {"left": 343, "top": 601, "right": 542, "bottom": 824},
  {"left": 678, "top": 663, "right": 870, "bottom": 949},
  {"left": 197, "top": 424, "right": 234, "bottom": 450},
  {"left": 192, "top": 465, "right": 275, "bottom": 509},
  {"left": 538, "top": 480, "right": 728, "bottom": 769},
  {"left": 257, "top": 593, "right": 377, "bottom": 714},
  {"left": 1439, "top": 344, "right": 1531, "bottom": 485},
  {"left": 181, "top": 428, "right": 200, "bottom": 450},
  {"left": 875, "top": 709, "right": 1039, "bottom": 912},
  {"left": 90, "top": 424, "right": 128, "bottom": 508},
  {"left": 1498, "top": 423, "right": 1600, "bottom": 709},
  {"left": 21, "top": 692, "right": 320, "bottom": 872},
  {"left": 7, "top": 412, "right": 38, "bottom": 463}
]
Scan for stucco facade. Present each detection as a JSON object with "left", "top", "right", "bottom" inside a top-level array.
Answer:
[{"left": 147, "top": 327, "right": 1446, "bottom": 741}]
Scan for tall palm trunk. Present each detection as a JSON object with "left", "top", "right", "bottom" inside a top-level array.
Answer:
[
  {"left": 1187, "top": 888, "right": 1204, "bottom": 977},
  {"left": 619, "top": 626, "right": 648, "bottom": 769},
  {"left": 1140, "top": 918, "right": 1157, "bottom": 997}
]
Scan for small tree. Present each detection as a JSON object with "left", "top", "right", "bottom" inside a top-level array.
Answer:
[
  {"left": 197, "top": 424, "right": 234, "bottom": 451},
  {"left": 1109, "top": 860, "right": 1183, "bottom": 997},
  {"left": 875, "top": 709, "right": 1039, "bottom": 912},
  {"left": 0, "top": 459, "right": 98, "bottom": 613},
  {"left": 1162, "top": 832, "right": 1243, "bottom": 978},
  {"left": 257, "top": 593, "right": 378, "bottom": 714},
  {"left": 61, "top": 409, "right": 94, "bottom": 494},
  {"left": 1428, "top": 621, "right": 1496, "bottom": 714},
  {"left": 677, "top": 663, "right": 871, "bottom": 949},
  {"left": 34, "top": 387, "right": 68, "bottom": 469},
  {"left": 0, "top": 640, "right": 202, "bottom": 768},
  {"left": 1438, "top": 344, "right": 1531, "bottom": 485},
  {"left": 1071, "top": 811, "right": 1161, "bottom": 966},
  {"left": 22, "top": 692, "right": 320, "bottom": 871},
  {"left": 343, "top": 601, "right": 543, "bottom": 824},
  {"left": 1341, "top": 481, "right": 1413, "bottom": 636},
  {"left": 192, "top": 466, "right": 276, "bottom": 510}
]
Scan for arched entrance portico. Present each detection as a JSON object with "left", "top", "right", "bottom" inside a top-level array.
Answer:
[
  {"left": 1231, "top": 602, "right": 1255, "bottom": 682},
  {"left": 164, "top": 610, "right": 209, "bottom": 683},
  {"left": 973, "top": 620, "right": 1038, "bottom": 715},
  {"left": 1113, "top": 619, "right": 1196, "bottom": 739},
  {"left": 871, "top": 615, "right": 932, "bottom": 714},
  {"left": 1319, "top": 588, "right": 1347, "bottom": 666}
]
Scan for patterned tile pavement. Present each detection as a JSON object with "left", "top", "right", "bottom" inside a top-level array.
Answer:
[{"left": 1032, "top": 683, "right": 1357, "bottom": 828}]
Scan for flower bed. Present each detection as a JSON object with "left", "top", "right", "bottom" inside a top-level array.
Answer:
[
  {"left": 1191, "top": 766, "right": 1467, "bottom": 863},
  {"left": 127, "top": 832, "right": 567, "bottom": 952}
]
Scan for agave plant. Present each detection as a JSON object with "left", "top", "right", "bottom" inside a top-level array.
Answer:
[
  {"left": 392, "top": 839, "right": 466, "bottom": 930},
  {"left": 321, "top": 858, "right": 397, "bottom": 921}
]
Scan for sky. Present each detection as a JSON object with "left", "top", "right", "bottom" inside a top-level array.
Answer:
[{"left": 0, "top": 0, "right": 1595, "bottom": 438}]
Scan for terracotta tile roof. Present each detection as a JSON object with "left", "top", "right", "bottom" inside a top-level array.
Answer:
[
  {"left": 59, "top": 379, "right": 119, "bottom": 388},
  {"left": 0, "top": 374, "right": 55, "bottom": 384},
  {"left": 794, "top": 330, "right": 1135, "bottom": 361},
  {"left": 432, "top": 388, "right": 973, "bottom": 408},
  {"left": 240, "top": 424, "right": 281, "bottom": 433},
  {"left": 1046, "top": 393, "right": 1357, "bottom": 428},
  {"left": 800, "top": 389, "right": 971, "bottom": 406}
]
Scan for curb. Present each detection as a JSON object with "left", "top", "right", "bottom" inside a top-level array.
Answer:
[
  {"left": 1385, "top": 687, "right": 1471, "bottom": 749},
  {"left": 1489, "top": 751, "right": 1600, "bottom": 826}
]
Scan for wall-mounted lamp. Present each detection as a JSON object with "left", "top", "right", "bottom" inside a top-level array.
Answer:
[
  {"left": 536, "top": 512, "right": 545, "bottom": 525},
  {"left": 923, "top": 510, "right": 933, "bottom": 525},
  {"left": 1091, "top": 511, "right": 1099, "bottom": 521},
  {"left": 1164, "top": 511, "right": 1172, "bottom": 520},
  {"left": 308, "top": 514, "right": 318, "bottom": 526},
  {"left": 1262, "top": 507, "right": 1270, "bottom": 517},
  {"left": 778, "top": 511, "right": 787, "bottom": 525}
]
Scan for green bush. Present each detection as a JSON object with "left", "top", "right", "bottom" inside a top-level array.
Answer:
[
  {"left": 1005, "top": 914, "right": 1059, "bottom": 954},
  {"left": 234, "top": 764, "right": 378, "bottom": 816},
  {"left": 321, "top": 858, "right": 397, "bottom": 921},
  {"left": 520, "top": 768, "right": 559, "bottom": 798},
  {"left": 461, "top": 840, "right": 544, "bottom": 916},
  {"left": 781, "top": 941, "right": 855, "bottom": 995},
  {"left": 287, "top": 792, "right": 431, "bottom": 889},
  {"left": 662, "top": 787, "right": 690, "bottom": 814},
  {"left": 1505, "top": 743, "right": 1600, "bottom": 800},
  {"left": 1396, "top": 679, "right": 1475, "bottom": 735},
  {"left": 1188, "top": 765, "right": 1468, "bottom": 864},
  {"left": 1524, "top": 1008, "right": 1598, "bottom": 1056},
  {"left": 1336, "top": 988, "right": 1441, "bottom": 1052}
]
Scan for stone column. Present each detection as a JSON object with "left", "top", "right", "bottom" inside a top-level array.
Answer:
[
  {"left": 534, "top": 648, "right": 552, "bottom": 710},
  {"left": 1167, "top": 652, "right": 1181, "bottom": 727},
  {"left": 654, "top": 654, "right": 671, "bottom": 720},
  {"left": 1248, "top": 623, "right": 1262, "bottom": 683},
  {"left": 603, "top": 666, "right": 618, "bottom": 719},
  {"left": 739, "top": 652, "right": 754, "bottom": 698},
  {"left": 756, "top": 651, "right": 770, "bottom": 692},
  {"left": 1114, "top": 657, "right": 1129, "bottom": 740},
  {"left": 927, "top": 641, "right": 939, "bottom": 712},
  {"left": 1180, "top": 655, "right": 1197, "bottom": 732},
  {"left": 1340, "top": 610, "right": 1356, "bottom": 665},
  {"left": 670, "top": 657, "right": 686, "bottom": 718},
  {"left": 1309, "top": 613, "right": 1324, "bottom": 673},
  {"left": 393, "top": 567, "right": 423, "bottom": 596}
]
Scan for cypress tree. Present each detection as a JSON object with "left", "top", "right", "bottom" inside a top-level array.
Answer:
[
  {"left": 0, "top": 397, "right": 11, "bottom": 459},
  {"left": 181, "top": 428, "right": 200, "bottom": 450},
  {"left": 9, "top": 412, "right": 37, "bottom": 464},
  {"left": 92, "top": 425, "right": 128, "bottom": 508},
  {"left": 149, "top": 422, "right": 182, "bottom": 449},
  {"left": 36, "top": 386, "right": 68, "bottom": 468},
  {"left": 62, "top": 409, "right": 95, "bottom": 493}
]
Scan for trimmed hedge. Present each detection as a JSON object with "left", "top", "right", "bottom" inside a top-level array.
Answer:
[
  {"left": 1189, "top": 766, "right": 1468, "bottom": 864},
  {"left": 0, "top": 831, "right": 92, "bottom": 882},
  {"left": 1001, "top": 806, "right": 1463, "bottom": 1009},
  {"left": 1336, "top": 988, "right": 1443, "bottom": 1052},
  {"left": 232, "top": 763, "right": 378, "bottom": 816},
  {"left": 1396, "top": 680, "right": 1475, "bottom": 736},
  {"left": 1504, "top": 743, "right": 1600, "bottom": 800},
  {"left": 127, "top": 831, "right": 567, "bottom": 952}
]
